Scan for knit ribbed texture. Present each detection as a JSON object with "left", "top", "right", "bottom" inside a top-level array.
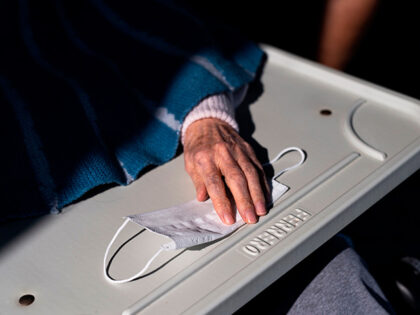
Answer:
[
  {"left": 0, "top": 1, "right": 264, "bottom": 220},
  {"left": 181, "top": 84, "right": 249, "bottom": 144},
  {"left": 181, "top": 93, "right": 238, "bottom": 143}
]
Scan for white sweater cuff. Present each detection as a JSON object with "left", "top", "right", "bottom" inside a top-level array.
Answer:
[{"left": 181, "top": 85, "right": 248, "bottom": 144}]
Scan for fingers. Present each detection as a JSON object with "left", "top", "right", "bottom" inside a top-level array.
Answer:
[
  {"left": 243, "top": 143, "right": 271, "bottom": 204},
  {"left": 203, "top": 169, "right": 235, "bottom": 225},
  {"left": 235, "top": 156, "right": 267, "bottom": 217},
  {"left": 218, "top": 150, "right": 258, "bottom": 224},
  {"left": 186, "top": 143, "right": 268, "bottom": 225},
  {"left": 194, "top": 154, "right": 235, "bottom": 225},
  {"left": 190, "top": 170, "right": 208, "bottom": 201},
  {"left": 185, "top": 154, "right": 208, "bottom": 201}
]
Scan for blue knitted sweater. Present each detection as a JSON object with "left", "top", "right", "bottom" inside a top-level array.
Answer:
[{"left": 0, "top": 0, "right": 264, "bottom": 220}]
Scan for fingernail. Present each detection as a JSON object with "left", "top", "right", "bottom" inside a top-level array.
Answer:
[
  {"left": 224, "top": 213, "right": 235, "bottom": 225},
  {"left": 256, "top": 202, "right": 267, "bottom": 216},
  {"left": 246, "top": 211, "right": 257, "bottom": 224}
]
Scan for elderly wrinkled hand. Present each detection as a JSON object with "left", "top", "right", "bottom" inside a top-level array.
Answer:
[{"left": 183, "top": 118, "right": 270, "bottom": 225}]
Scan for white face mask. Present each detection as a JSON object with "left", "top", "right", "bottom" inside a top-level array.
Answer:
[{"left": 104, "top": 147, "right": 305, "bottom": 284}]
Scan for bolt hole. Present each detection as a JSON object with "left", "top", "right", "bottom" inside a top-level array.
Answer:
[
  {"left": 320, "top": 109, "right": 332, "bottom": 116},
  {"left": 19, "top": 294, "right": 35, "bottom": 306}
]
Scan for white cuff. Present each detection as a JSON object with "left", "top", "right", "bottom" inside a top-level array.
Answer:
[{"left": 181, "top": 85, "right": 248, "bottom": 144}]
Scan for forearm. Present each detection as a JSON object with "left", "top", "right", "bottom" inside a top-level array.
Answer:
[{"left": 319, "top": 0, "right": 379, "bottom": 69}]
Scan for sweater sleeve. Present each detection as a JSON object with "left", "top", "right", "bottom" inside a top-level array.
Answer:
[{"left": 180, "top": 85, "right": 248, "bottom": 144}]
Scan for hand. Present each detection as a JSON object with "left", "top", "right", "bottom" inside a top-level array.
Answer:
[{"left": 183, "top": 118, "right": 270, "bottom": 225}]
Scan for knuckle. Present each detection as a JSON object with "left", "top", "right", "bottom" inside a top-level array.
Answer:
[
  {"left": 242, "top": 164, "right": 258, "bottom": 177},
  {"left": 228, "top": 172, "right": 246, "bottom": 184},
  {"left": 184, "top": 161, "right": 194, "bottom": 174},
  {"left": 249, "top": 187, "right": 264, "bottom": 200},
  {"left": 214, "top": 205, "right": 230, "bottom": 218},
  {"left": 214, "top": 142, "right": 230, "bottom": 154},
  {"left": 212, "top": 197, "right": 230, "bottom": 213},
  {"left": 213, "top": 197, "right": 229, "bottom": 209},
  {"left": 252, "top": 185, "right": 265, "bottom": 198},
  {"left": 207, "top": 173, "right": 221, "bottom": 186},
  {"left": 255, "top": 196, "right": 265, "bottom": 204},
  {"left": 238, "top": 198, "right": 254, "bottom": 210},
  {"left": 193, "top": 150, "right": 211, "bottom": 166}
]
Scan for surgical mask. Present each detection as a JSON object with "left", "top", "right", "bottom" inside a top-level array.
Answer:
[{"left": 104, "top": 147, "right": 305, "bottom": 284}]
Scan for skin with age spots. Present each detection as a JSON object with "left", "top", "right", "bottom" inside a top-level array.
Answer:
[{"left": 183, "top": 117, "right": 270, "bottom": 225}]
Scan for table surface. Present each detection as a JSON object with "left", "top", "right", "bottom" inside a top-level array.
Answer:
[{"left": 1, "top": 45, "right": 419, "bottom": 315}]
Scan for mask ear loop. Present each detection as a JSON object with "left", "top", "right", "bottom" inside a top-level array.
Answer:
[
  {"left": 264, "top": 147, "right": 306, "bottom": 179},
  {"left": 104, "top": 147, "right": 305, "bottom": 284},
  {"left": 103, "top": 218, "right": 164, "bottom": 284}
]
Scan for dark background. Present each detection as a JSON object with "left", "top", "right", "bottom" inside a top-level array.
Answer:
[
  {"left": 186, "top": 1, "right": 420, "bottom": 99},
  {"left": 1, "top": 1, "right": 418, "bottom": 312},
  {"left": 185, "top": 1, "right": 420, "bottom": 313}
]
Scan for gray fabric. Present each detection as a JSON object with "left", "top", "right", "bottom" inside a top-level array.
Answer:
[{"left": 287, "top": 247, "right": 393, "bottom": 315}]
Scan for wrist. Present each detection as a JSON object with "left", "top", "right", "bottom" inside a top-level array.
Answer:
[
  {"left": 181, "top": 93, "right": 238, "bottom": 145},
  {"left": 183, "top": 118, "right": 232, "bottom": 146}
]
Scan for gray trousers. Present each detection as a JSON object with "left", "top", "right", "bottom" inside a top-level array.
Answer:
[
  {"left": 237, "top": 235, "right": 395, "bottom": 315},
  {"left": 287, "top": 243, "right": 394, "bottom": 314}
]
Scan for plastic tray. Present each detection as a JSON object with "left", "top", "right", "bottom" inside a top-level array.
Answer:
[{"left": 1, "top": 45, "right": 419, "bottom": 314}]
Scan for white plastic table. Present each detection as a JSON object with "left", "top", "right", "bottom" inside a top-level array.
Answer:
[{"left": 1, "top": 45, "right": 419, "bottom": 314}]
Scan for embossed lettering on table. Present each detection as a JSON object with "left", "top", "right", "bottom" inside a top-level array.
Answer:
[{"left": 242, "top": 208, "right": 311, "bottom": 257}]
